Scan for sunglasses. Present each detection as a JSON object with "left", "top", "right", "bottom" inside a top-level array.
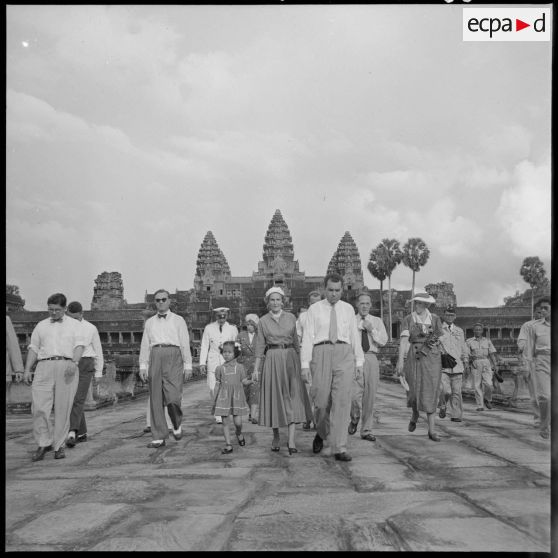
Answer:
[{"left": 155, "top": 298, "right": 168, "bottom": 303}]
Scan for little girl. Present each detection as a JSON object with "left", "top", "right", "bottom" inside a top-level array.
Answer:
[{"left": 212, "top": 341, "right": 252, "bottom": 454}]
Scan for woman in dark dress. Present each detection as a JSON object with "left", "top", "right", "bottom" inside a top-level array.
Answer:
[
  {"left": 237, "top": 314, "right": 260, "bottom": 424},
  {"left": 253, "top": 287, "right": 312, "bottom": 455},
  {"left": 396, "top": 293, "right": 444, "bottom": 441}
]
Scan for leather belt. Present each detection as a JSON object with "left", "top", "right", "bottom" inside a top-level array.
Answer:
[
  {"left": 314, "top": 340, "right": 348, "bottom": 346},
  {"left": 39, "top": 356, "right": 72, "bottom": 361},
  {"left": 80, "top": 356, "right": 95, "bottom": 359},
  {"left": 153, "top": 344, "right": 178, "bottom": 348},
  {"left": 266, "top": 344, "right": 294, "bottom": 350},
  {"left": 471, "top": 356, "right": 489, "bottom": 360}
]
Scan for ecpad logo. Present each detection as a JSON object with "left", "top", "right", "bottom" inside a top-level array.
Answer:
[{"left": 463, "top": 8, "right": 551, "bottom": 41}]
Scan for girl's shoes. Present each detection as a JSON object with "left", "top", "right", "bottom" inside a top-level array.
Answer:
[
  {"left": 287, "top": 445, "right": 298, "bottom": 455},
  {"left": 428, "top": 432, "right": 441, "bottom": 442},
  {"left": 271, "top": 438, "right": 280, "bottom": 452},
  {"left": 236, "top": 433, "right": 246, "bottom": 446},
  {"left": 222, "top": 445, "right": 233, "bottom": 454}
]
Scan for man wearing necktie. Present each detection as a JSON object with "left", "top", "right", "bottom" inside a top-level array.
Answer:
[
  {"left": 199, "top": 307, "right": 239, "bottom": 424},
  {"left": 22, "top": 293, "right": 85, "bottom": 461},
  {"left": 348, "top": 291, "right": 388, "bottom": 441},
  {"left": 301, "top": 273, "right": 364, "bottom": 462},
  {"left": 437, "top": 305, "right": 469, "bottom": 423},
  {"left": 139, "top": 289, "right": 192, "bottom": 448}
]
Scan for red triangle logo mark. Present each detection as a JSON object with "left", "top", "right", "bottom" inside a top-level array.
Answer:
[{"left": 516, "top": 19, "right": 530, "bottom": 31}]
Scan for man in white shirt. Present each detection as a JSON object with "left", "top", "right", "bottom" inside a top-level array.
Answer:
[
  {"left": 22, "top": 293, "right": 85, "bottom": 461},
  {"left": 348, "top": 291, "right": 388, "bottom": 441},
  {"left": 522, "top": 296, "right": 551, "bottom": 439},
  {"left": 301, "top": 273, "right": 364, "bottom": 462},
  {"left": 515, "top": 302, "right": 542, "bottom": 427},
  {"left": 296, "top": 290, "right": 322, "bottom": 430},
  {"left": 437, "top": 305, "right": 469, "bottom": 423},
  {"left": 139, "top": 289, "right": 192, "bottom": 448},
  {"left": 65, "top": 301, "right": 104, "bottom": 447},
  {"left": 199, "top": 307, "right": 239, "bottom": 424}
]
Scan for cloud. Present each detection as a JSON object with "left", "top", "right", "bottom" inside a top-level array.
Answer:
[{"left": 495, "top": 157, "right": 551, "bottom": 257}]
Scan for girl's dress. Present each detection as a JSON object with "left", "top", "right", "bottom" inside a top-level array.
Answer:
[
  {"left": 254, "top": 311, "right": 313, "bottom": 428},
  {"left": 237, "top": 330, "right": 259, "bottom": 408},
  {"left": 212, "top": 361, "right": 249, "bottom": 417},
  {"left": 401, "top": 311, "right": 444, "bottom": 413}
]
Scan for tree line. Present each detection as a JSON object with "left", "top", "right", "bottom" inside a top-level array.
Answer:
[{"left": 365, "top": 238, "right": 549, "bottom": 341}]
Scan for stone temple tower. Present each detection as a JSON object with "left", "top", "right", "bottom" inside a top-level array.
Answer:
[
  {"left": 194, "top": 231, "right": 231, "bottom": 295},
  {"left": 253, "top": 209, "right": 304, "bottom": 285},
  {"left": 91, "top": 271, "right": 127, "bottom": 310},
  {"left": 327, "top": 231, "right": 364, "bottom": 293}
]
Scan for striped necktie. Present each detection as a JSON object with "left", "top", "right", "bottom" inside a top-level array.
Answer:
[{"left": 329, "top": 304, "right": 338, "bottom": 343}]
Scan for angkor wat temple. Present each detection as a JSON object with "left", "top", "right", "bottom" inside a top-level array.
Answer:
[{"left": 7, "top": 209, "right": 542, "bottom": 377}]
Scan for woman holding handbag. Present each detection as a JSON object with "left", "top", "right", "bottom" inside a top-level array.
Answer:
[{"left": 395, "top": 293, "right": 444, "bottom": 441}]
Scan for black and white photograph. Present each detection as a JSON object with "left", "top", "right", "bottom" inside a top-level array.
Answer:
[{"left": 5, "top": 3, "right": 551, "bottom": 552}]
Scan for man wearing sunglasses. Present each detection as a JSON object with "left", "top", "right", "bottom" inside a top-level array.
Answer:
[
  {"left": 199, "top": 307, "right": 239, "bottom": 424},
  {"left": 139, "top": 289, "right": 192, "bottom": 448}
]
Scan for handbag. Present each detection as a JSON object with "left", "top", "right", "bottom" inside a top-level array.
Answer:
[{"left": 441, "top": 352, "right": 458, "bottom": 369}]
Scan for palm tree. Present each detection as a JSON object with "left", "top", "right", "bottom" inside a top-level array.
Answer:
[
  {"left": 378, "top": 238, "right": 403, "bottom": 341},
  {"left": 367, "top": 246, "right": 388, "bottom": 322},
  {"left": 520, "top": 256, "right": 547, "bottom": 318},
  {"left": 402, "top": 238, "right": 430, "bottom": 312}
]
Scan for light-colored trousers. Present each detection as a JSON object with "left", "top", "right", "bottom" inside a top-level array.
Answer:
[
  {"left": 533, "top": 354, "right": 551, "bottom": 434},
  {"left": 206, "top": 352, "right": 224, "bottom": 419},
  {"left": 439, "top": 371, "right": 463, "bottom": 419},
  {"left": 472, "top": 359, "right": 493, "bottom": 407},
  {"left": 350, "top": 352, "right": 379, "bottom": 436},
  {"left": 309, "top": 343, "right": 354, "bottom": 454},
  {"left": 31, "top": 360, "right": 79, "bottom": 451}
]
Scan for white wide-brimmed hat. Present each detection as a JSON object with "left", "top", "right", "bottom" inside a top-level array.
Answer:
[
  {"left": 264, "top": 286, "right": 285, "bottom": 301},
  {"left": 411, "top": 292, "right": 436, "bottom": 305}
]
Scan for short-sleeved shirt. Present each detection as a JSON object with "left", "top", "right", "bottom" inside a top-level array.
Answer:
[
  {"left": 465, "top": 336, "right": 496, "bottom": 359},
  {"left": 28, "top": 315, "right": 85, "bottom": 360}
]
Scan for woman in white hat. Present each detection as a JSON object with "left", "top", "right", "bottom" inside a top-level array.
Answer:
[
  {"left": 237, "top": 314, "right": 260, "bottom": 424},
  {"left": 252, "top": 287, "right": 312, "bottom": 455},
  {"left": 395, "top": 292, "right": 444, "bottom": 441}
]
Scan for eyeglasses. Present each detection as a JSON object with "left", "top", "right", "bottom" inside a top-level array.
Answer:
[{"left": 155, "top": 298, "right": 168, "bottom": 303}]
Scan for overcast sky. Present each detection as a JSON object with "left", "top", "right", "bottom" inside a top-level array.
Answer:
[{"left": 6, "top": 4, "right": 551, "bottom": 311}]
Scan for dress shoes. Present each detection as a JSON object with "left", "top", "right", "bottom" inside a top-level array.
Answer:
[
  {"left": 476, "top": 407, "right": 485, "bottom": 412},
  {"left": 77, "top": 434, "right": 87, "bottom": 443},
  {"left": 450, "top": 418, "right": 462, "bottom": 422},
  {"left": 172, "top": 427, "right": 183, "bottom": 441},
  {"left": 302, "top": 421, "right": 312, "bottom": 430},
  {"left": 66, "top": 433, "right": 77, "bottom": 448},
  {"left": 361, "top": 433, "right": 376, "bottom": 442},
  {"left": 222, "top": 445, "right": 233, "bottom": 454},
  {"left": 428, "top": 432, "right": 441, "bottom": 442},
  {"left": 540, "top": 430, "right": 550, "bottom": 440},
  {"left": 312, "top": 434, "right": 323, "bottom": 454},
  {"left": 143, "top": 426, "right": 152, "bottom": 433},
  {"left": 54, "top": 447, "right": 66, "bottom": 459},
  {"left": 484, "top": 399, "right": 493, "bottom": 410},
  {"left": 147, "top": 440, "right": 166, "bottom": 449},
  {"left": 31, "top": 445, "right": 53, "bottom": 462},
  {"left": 334, "top": 452, "right": 352, "bottom": 462},
  {"left": 408, "top": 421, "right": 417, "bottom": 433},
  {"left": 348, "top": 419, "right": 359, "bottom": 435},
  {"left": 439, "top": 406, "right": 447, "bottom": 419}
]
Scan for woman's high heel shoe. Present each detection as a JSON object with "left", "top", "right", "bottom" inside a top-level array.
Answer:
[
  {"left": 271, "top": 438, "right": 280, "bottom": 452},
  {"left": 428, "top": 431, "right": 441, "bottom": 442},
  {"left": 287, "top": 445, "right": 298, "bottom": 455},
  {"left": 236, "top": 433, "right": 246, "bottom": 446}
]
